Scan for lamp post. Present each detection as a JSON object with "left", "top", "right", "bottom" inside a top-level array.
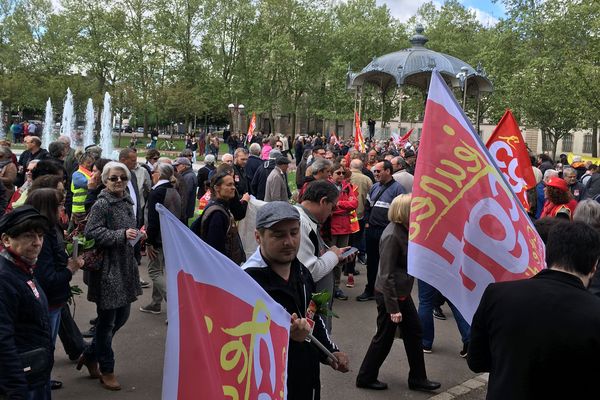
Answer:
[
  {"left": 456, "top": 66, "right": 469, "bottom": 110},
  {"left": 397, "top": 91, "right": 410, "bottom": 134},
  {"left": 228, "top": 103, "right": 245, "bottom": 134}
]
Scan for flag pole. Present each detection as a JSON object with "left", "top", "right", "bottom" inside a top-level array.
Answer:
[{"left": 308, "top": 333, "right": 338, "bottom": 364}]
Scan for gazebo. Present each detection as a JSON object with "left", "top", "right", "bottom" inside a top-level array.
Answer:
[{"left": 347, "top": 25, "right": 493, "bottom": 137}]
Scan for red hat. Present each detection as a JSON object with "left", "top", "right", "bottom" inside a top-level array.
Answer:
[{"left": 545, "top": 176, "right": 568, "bottom": 192}]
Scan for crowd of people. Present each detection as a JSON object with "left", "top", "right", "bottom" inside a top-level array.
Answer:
[{"left": 3, "top": 126, "right": 600, "bottom": 399}]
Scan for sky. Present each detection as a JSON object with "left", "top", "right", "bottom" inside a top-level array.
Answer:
[{"left": 376, "top": 0, "right": 507, "bottom": 26}]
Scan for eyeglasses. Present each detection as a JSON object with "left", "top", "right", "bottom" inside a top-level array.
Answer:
[
  {"left": 107, "top": 175, "right": 129, "bottom": 182},
  {"left": 151, "top": 157, "right": 159, "bottom": 161},
  {"left": 373, "top": 170, "right": 381, "bottom": 173},
  {"left": 276, "top": 145, "right": 283, "bottom": 149},
  {"left": 334, "top": 171, "right": 344, "bottom": 176}
]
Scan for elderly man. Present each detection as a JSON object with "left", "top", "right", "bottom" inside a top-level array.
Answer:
[
  {"left": 468, "top": 221, "right": 600, "bottom": 399},
  {"left": 221, "top": 153, "right": 234, "bottom": 166},
  {"left": 391, "top": 156, "right": 414, "bottom": 194},
  {"left": 265, "top": 157, "right": 291, "bottom": 202},
  {"left": 296, "top": 180, "right": 350, "bottom": 331},
  {"left": 250, "top": 149, "right": 283, "bottom": 201},
  {"left": 562, "top": 166, "right": 584, "bottom": 201},
  {"left": 173, "top": 157, "right": 197, "bottom": 221},
  {"left": 140, "top": 163, "right": 182, "bottom": 315},
  {"left": 243, "top": 201, "right": 349, "bottom": 400},
  {"left": 357, "top": 160, "right": 405, "bottom": 302},
  {"left": 245, "top": 143, "right": 263, "bottom": 189},
  {"left": 197, "top": 154, "right": 216, "bottom": 198},
  {"left": 298, "top": 158, "right": 332, "bottom": 199},
  {"left": 58, "top": 135, "right": 77, "bottom": 178}
]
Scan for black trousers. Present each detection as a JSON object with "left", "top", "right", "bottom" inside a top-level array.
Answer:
[
  {"left": 365, "top": 226, "right": 385, "bottom": 294},
  {"left": 356, "top": 293, "right": 427, "bottom": 384}
]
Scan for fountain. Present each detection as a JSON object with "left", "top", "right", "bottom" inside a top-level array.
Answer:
[
  {"left": 83, "top": 98, "right": 95, "bottom": 148},
  {"left": 100, "top": 92, "right": 114, "bottom": 158},
  {"left": 60, "top": 88, "right": 76, "bottom": 145},
  {"left": 42, "top": 98, "right": 54, "bottom": 149},
  {"left": 0, "top": 101, "right": 4, "bottom": 140}
]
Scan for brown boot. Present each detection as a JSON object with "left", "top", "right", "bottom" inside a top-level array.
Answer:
[
  {"left": 100, "top": 373, "right": 121, "bottom": 391},
  {"left": 76, "top": 355, "right": 100, "bottom": 379}
]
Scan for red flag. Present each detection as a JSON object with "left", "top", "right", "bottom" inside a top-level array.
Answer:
[
  {"left": 157, "top": 204, "right": 290, "bottom": 400},
  {"left": 408, "top": 71, "right": 545, "bottom": 324},
  {"left": 247, "top": 112, "right": 256, "bottom": 143},
  {"left": 399, "top": 128, "right": 414, "bottom": 146},
  {"left": 485, "top": 110, "right": 536, "bottom": 211},
  {"left": 354, "top": 111, "right": 365, "bottom": 152}
]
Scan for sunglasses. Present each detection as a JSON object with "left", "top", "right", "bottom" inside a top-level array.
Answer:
[
  {"left": 373, "top": 170, "right": 381, "bottom": 173},
  {"left": 151, "top": 157, "right": 159, "bottom": 160},
  {"left": 107, "top": 175, "right": 129, "bottom": 182},
  {"left": 334, "top": 171, "right": 344, "bottom": 175}
]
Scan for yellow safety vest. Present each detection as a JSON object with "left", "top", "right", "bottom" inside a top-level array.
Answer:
[{"left": 71, "top": 167, "right": 92, "bottom": 214}]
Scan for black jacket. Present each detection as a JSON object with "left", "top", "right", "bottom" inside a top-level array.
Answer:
[
  {"left": 197, "top": 164, "right": 215, "bottom": 198},
  {"left": 468, "top": 269, "right": 600, "bottom": 400},
  {"left": 35, "top": 226, "right": 72, "bottom": 307},
  {"left": 233, "top": 164, "right": 249, "bottom": 195},
  {"left": 245, "top": 258, "right": 338, "bottom": 400},
  {"left": 250, "top": 159, "right": 276, "bottom": 201},
  {"left": 245, "top": 155, "right": 263, "bottom": 192},
  {"left": 146, "top": 182, "right": 182, "bottom": 247},
  {"left": 0, "top": 251, "right": 53, "bottom": 397}
]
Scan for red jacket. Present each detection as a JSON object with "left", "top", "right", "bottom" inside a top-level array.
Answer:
[{"left": 330, "top": 180, "right": 358, "bottom": 235}]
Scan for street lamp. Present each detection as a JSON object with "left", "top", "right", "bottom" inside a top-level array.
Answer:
[
  {"left": 397, "top": 92, "right": 410, "bottom": 134},
  {"left": 456, "top": 66, "right": 469, "bottom": 109},
  {"left": 228, "top": 103, "right": 245, "bottom": 133}
]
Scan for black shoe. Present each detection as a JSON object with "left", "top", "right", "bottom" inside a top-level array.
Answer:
[
  {"left": 357, "top": 254, "right": 367, "bottom": 264},
  {"left": 460, "top": 342, "right": 469, "bottom": 358},
  {"left": 356, "top": 380, "right": 388, "bottom": 390},
  {"left": 50, "top": 380, "right": 63, "bottom": 390},
  {"left": 334, "top": 289, "right": 348, "bottom": 300},
  {"left": 408, "top": 378, "right": 441, "bottom": 392},
  {"left": 356, "top": 291, "right": 374, "bottom": 302},
  {"left": 82, "top": 326, "right": 96, "bottom": 338},
  {"left": 433, "top": 306, "right": 447, "bottom": 320}
]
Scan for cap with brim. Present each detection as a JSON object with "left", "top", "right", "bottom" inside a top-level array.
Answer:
[
  {"left": 256, "top": 201, "right": 300, "bottom": 229},
  {"left": 544, "top": 176, "right": 568, "bottom": 192},
  {"left": 276, "top": 156, "right": 291, "bottom": 165},
  {"left": 269, "top": 149, "right": 283, "bottom": 159},
  {"left": 173, "top": 157, "right": 191, "bottom": 167},
  {"left": 0, "top": 205, "right": 48, "bottom": 235}
]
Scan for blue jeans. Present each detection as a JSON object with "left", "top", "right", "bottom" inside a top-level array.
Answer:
[
  {"left": 84, "top": 304, "right": 131, "bottom": 373},
  {"left": 26, "top": 383, "right": 50, "bottom": 400},
  {"left": 417, "top": 280, "right": 470, "bottom": 349},
  {"left": 48, "top": 308, "right": 61, "bottom": 346}
]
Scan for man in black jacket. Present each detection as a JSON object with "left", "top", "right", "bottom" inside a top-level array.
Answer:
[
  {"left": 196, "top": 154, "right": 216, "bottom": 198},
  {"left": 468, "top": 221, "right": 600, "bottom": 400},
  {"left": 250, "top": 149, "right": 282, "bottom": 200},
  {"left": 16, "top": 136, "right": 49, "bottom": 187},
  {"left": 243, "top": 201, "right": 349, "bottom": 400},
  {"left": 140, "top": 163, "right": 181, "bottom": 315},
  {"left": 232, "top": 148, "right": 249, "bottom": 196},
  {"left": 245, "top": 143, "right": 263, "bottom": 193}
]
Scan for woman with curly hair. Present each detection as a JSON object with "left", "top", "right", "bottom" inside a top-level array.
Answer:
[{"left": 540, "top": 176, "right": 577, "bottom": 220}]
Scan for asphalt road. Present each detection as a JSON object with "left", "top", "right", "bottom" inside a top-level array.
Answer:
[{"left": 52, "top": 259, "right": 487, "bottom": 400}]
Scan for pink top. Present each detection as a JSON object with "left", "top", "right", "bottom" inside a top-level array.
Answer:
[{"left": 261, "top": 144, "right": 272, "bottom": 160}]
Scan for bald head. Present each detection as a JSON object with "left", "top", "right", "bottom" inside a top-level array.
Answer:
[{"left": 350, "top": 159, "right": 363, "bottom": 170}]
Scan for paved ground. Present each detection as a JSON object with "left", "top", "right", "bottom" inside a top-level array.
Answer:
[{"left": 52, "top": 260, "right": 487, "bottom": 400}]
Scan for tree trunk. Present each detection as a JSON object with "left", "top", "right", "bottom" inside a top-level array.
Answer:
[{"left": 593, "top": 120, "right": 598, "bottom": 158}]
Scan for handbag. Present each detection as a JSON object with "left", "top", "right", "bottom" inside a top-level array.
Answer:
[
  {"left": 19, "top": 347, "right": 52, "bottom": 384},
  {"left": 81, "top": 248, "right": 104, "bottom": 272}
]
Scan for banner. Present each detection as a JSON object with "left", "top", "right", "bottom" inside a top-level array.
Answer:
[
  {"left": 408, "top": 71, "right": 545, "bottom": 324},
  {"left": 354, "top": 111, "right": 365, "bottom": 153},
  {"left": 247, "top": 112, "right": 256, "bottom": 143},
  {"left": 485, "top": 110, "right": 536, "bottom": 211},
  {"left": 158, "top": 204, "right": 290, "bottom": 400}
]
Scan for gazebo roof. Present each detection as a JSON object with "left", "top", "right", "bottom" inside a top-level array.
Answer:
[{"left": 347, "top": 25, "right": 493, "bottom": 95}]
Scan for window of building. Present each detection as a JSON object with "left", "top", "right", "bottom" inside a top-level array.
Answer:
[
  {"left": 561, "top": 133, "right": 573, "bottom": 153},
  {"left": 542, "top": 132, "right": 553, "bottom": 152},
  {"left": 583, "top": 134, "right": 594, "bottom": 153}
]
